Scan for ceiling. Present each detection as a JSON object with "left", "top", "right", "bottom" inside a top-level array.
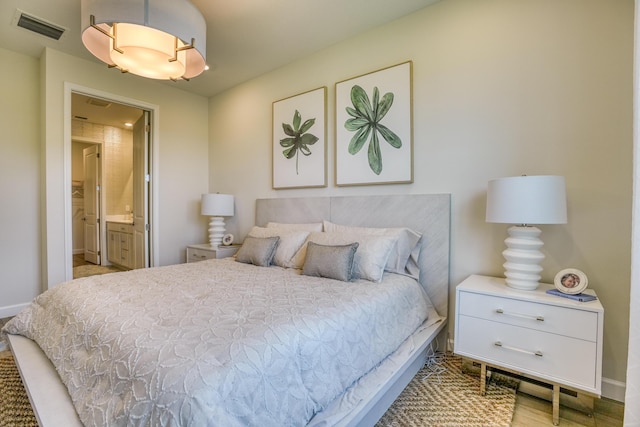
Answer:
[
  {"left": 71, "top": 93, "right": 144, "bottom": 131},
  {"left": 1, "top": 0, "right": 440, "bottom": 127}
]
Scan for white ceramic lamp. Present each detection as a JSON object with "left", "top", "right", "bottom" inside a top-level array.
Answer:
[
  {"left": 486, "top": 175, "right": 567, "bottom": 290},
  {"left": 201, "top": 194, "right": 234, "bottom": 247}
]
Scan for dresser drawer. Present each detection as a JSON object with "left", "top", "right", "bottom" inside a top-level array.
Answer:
[
  {"left": 188, "top": 247, "right": 217, "bottom": 262},
  {"left": 458, "top": 291, "right": 598, "bottom": 342},
  {"left": 107, "top": 222, "right": 133, "bottom": 233},
  {"left": 456, "top": 315, "right": 597, "bottom": 391},
  {"left": 186, "top": 245, "right": 240, "bottom": 263}
]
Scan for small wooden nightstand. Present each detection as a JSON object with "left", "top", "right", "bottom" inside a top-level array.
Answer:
[
  {"left": 186, "top": 243, "right": 240, "bottom": 263},
  {"left": 454, "top": 274, "right": 604, "bottom": 425}
]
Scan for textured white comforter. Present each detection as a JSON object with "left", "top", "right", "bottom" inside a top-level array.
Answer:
[{"left": 4, "top": 258, "right": 430, "bottom": 426}]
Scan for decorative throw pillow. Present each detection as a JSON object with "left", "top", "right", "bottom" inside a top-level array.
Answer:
[
  {"left": 235, "top": 236, "right": 280, "bottom": 267},
  {"left": 292, "top": 232, "right": 396, "bottom": 282},
  {"left": 302, "top": 241, "right": 359, "bottom": 282},
  {"left": 248, "top": 226, "right": 310, "bottom": 268},
  {"left": 322, "top": 221, "right": 422, "bottom": 275}
]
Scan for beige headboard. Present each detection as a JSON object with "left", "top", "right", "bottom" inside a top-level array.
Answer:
[{"left": 255, "top": 194, "right": 451, "bottom": 318}]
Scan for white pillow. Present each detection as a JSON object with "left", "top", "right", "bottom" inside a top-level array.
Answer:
[
  {"left": 322, "top": 220, "right": 421, "bottom": 274},
  {"left": 293, "top": 231, "right": 396, "bottom": 282},
  {"left": 266, "top": 222, "right": 323, "bottom": 232},
  {"left": 248, "top": 226, "right": 310, "bottom": 268}
]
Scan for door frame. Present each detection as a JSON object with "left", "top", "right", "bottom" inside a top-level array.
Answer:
[{"left": 63, "top": 83, "right": 159, "bottom": 280}]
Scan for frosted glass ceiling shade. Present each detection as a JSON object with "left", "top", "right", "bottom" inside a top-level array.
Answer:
[
  {"left": 81, "top": 0, "right": 206, "bottom": 80},
  {"left": 201, "top": 194, "right": 234, "bottom": 247},
  {"left": 486, "top": 175, "right": 567, "bottom": 225},
  {"left": 486, "top": 175, "right": 568, "bottom": 291}
]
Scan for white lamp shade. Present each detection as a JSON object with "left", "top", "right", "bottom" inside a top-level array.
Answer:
[
  {"left": 80, "top": 0, "right": 206, "bottom": 80},
  {"left": 486, "top": 175, "right": 567, "bottom": 225},
  {"left": 201, "top": 194, "right": 234, "bottom": 217}
]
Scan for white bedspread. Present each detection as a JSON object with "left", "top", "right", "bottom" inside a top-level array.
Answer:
[{"left": 4, "top": 259, "right": 430, "bottom": 426}]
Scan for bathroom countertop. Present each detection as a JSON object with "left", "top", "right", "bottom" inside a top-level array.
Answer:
[{"left": 105, "top": 215, "right": 133, "bottom": 224}]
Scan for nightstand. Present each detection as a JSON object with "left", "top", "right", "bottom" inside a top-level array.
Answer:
[
  {"left": 186, "top": 243, "right": 240, "bottom": 263},
  {"left": 454, "top": 274, "right": 604, "bottom": 425}
]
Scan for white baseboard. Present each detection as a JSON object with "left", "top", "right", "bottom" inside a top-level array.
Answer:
[
  {"left": 498, "top": 369, "right": 625, "bottom": 403},
  {"left": 602, "top": 377, "right": 626, "bottom": 403},
  {"left": 0, "top": 303, "right": 29, "bottom": 319}
]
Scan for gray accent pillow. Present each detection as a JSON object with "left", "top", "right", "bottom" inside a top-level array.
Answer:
[
  {"left": 302, "top": 241, "right": 359, "bottom": 282},
  {"left": 235, "top": 236, "right": 280, "bottom": 267}
]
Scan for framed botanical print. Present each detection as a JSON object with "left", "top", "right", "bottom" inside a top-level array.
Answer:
[
  {"left": 272, "top": 87, "right": 327, "bottom": 189},
  {"left": 335, "top": 61, "right": 413, "bottom": 186}
]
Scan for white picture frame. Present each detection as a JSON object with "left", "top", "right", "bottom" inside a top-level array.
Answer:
[{"left": 554, "top": 268, "right": 588, "bottom": 294}]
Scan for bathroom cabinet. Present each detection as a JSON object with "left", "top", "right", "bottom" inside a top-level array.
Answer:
[{"left": 107, "top": 222, "right": 133, "bottom": 269}]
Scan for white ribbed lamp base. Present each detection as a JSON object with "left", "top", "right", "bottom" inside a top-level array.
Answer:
[
  {"left": 208, "top": 216, "right": 226, "bottom": 247},
  {"left": 502, "top": 225, "right": 545, "bottom": 290}
]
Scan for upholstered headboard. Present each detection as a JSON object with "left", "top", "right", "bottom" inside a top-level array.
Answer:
[{"left": 255, "top": 194, "right": 451, "bottom": 318}]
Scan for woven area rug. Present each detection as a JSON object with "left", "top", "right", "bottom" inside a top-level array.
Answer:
[
  {"left": 0, "top": 352, "right": 516, "bottom": 426},
  {"left": 376, "top": 354, "right": 518, "bottom": 427},
  {"left": 0, "top": 351, "right": 37, "bottom": 427}
]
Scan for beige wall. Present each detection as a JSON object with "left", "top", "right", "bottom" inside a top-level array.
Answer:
[
  {"left": 41, "top": 48, "right": 210, "bottom": 282},
  {"left": 208, "top": 0, "right": 633, "bottom": 398},
  {"left": 0, "top": 47, "right": 41, "bottom": 316},
  {"left": 0, "top": 47, "right": 210, "bottom": 315}
]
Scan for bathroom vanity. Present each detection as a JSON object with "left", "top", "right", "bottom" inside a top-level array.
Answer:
[{"left": 106, "top": 221, "right": 134, "bottom": 269}]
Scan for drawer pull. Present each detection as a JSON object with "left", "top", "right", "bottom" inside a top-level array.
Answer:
[
  {"left": 495, "top": 308, "right": 544, "bottom": 322},
  {"left": 494, "top": 341, "right": 543, "bottom": 357}
]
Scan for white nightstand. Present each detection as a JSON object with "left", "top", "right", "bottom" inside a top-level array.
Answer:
[
  {"left": 454, "top": 275, "right": 604, "bottom": 425},
  {"left": 186, "top": 243, "right": 240, "bottom": 263}
]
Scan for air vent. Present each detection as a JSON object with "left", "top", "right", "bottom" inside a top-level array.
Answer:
[
  {"left": 86, "top": 98, "right": 112, "bottom": 108},
  {"left": 15, "top": 10, "right": 65, "bottom": 40}
]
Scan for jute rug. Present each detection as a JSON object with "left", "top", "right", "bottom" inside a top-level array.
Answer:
[
  {"left": 0, "top": 352, "right": 516, "bottom": 426},
  {"left": 0, "top": 351, "right": 37, "bottom": 427},
  {"left": 376, "top": 354, "right": 518, "bottom": 427}
]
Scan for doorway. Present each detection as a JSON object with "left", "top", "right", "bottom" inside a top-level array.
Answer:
[{"left": 70, "top": 92, "right": 152, "bottom": 277}]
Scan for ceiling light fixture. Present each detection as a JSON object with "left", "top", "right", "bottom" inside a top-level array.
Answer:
[{"left": 80, "top": 0, "right": 207, "bottom": 81}]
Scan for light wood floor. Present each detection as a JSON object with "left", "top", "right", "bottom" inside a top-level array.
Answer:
[{"left": 512, "top": 392, "right": 624, "bottom": 426}]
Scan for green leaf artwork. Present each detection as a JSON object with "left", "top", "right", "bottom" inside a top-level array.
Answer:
[
  {"left": 280, "top": 110, "right": 319, "bottom": 175},
  {"left": 344, "top": 85, "right": 402, "bottom": 175}
]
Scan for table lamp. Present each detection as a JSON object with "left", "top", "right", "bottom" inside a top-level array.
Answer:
[
  {"left": 486, "top": 175, "right": 567, "bottom": 290},
  {"left": 201, "top": 193, "right": 234, "bottom": 247}
]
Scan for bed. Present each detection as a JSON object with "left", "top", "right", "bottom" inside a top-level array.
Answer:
[{"left": 4, "top": 194, "right": 450, "bottom": 427}]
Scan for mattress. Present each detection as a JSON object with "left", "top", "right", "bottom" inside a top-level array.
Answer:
[{"left": 3, "top": 258, "right": 432, "bottom": 426}]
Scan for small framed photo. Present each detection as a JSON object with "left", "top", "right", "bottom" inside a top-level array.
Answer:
[{"left": 554, "top": 268, "right": 588, "bottom": 295}]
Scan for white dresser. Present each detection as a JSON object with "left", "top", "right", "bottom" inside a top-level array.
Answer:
[
  {"left": 454, "top": 275, "right": 603, "bottom": 425},
  {"left": 186, "top": 243, "right": 240, "bottom": 263}
]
